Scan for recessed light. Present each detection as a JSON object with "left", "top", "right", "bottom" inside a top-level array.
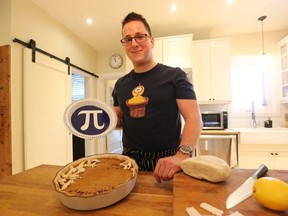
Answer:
[
  {"left": 227, "top": 0, "right": 234, "bottom": 4},
  {"left": 170, "top": 4, "right": 177, "bottom": 12},
  {"left": 86, "top": 18, "right": 93, "bottom": 25}
]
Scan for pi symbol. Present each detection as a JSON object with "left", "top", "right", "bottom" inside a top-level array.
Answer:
[{"left": 71, "top": 105, "right": 110, "bottom": 136}]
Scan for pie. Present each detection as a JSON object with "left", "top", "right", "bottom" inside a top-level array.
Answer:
[{"left": 54, "top": 154, "right": 138, "bottom": 197}]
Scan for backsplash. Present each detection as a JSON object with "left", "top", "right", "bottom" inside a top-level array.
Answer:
[{"left": 228, "top": 115, "right": 284, "bottom": 128}]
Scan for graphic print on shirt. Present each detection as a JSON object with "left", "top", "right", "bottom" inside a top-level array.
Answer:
[{"left": 126, "top": 84, "right": 149, "bottom": 118}]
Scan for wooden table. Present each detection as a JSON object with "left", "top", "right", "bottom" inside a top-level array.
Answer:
[
  {"left": 0, "top": 165, "right": 173, "bottom": 216},
  {"left": 1, "top": 165, "right": 288, "bottom": 216},
  {"left": 173, "top": 169, "right": 288, "bottom": 216}
]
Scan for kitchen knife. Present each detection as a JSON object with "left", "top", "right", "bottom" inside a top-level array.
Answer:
[{"left": 226, "top": 164, "right": 268, "bottom": 209}]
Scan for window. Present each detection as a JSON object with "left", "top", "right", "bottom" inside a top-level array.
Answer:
[
  {"left": 72, "top": 73, "right": 85, "bottom": 101},
  {"left": 231, "top": 54, "right": 278, "bottom": 114}
]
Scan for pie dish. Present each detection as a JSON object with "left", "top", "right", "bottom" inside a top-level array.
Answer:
[{"left": 53, "top": 153, "right": 138, "bottom": 210}]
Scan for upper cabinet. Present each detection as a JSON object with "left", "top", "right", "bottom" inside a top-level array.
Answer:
[
  {"left": 192, "top": 38, "right": 231, "bottom": 104},
  {"left": 158, "top": 35, "right": 193, "bottom": 68},
  {"left": 152, "top": 38, "right": 163, "bottom": 64},
  {"left": 126, "top": 34, "right": 193, "bottom": 72},
  {"left": 279, "top": 35, "right": 288, "bottom": 103}
]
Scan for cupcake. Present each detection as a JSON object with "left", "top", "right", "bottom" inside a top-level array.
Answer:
[{"left": 126, "top": 84, "right": 149, "bottom": 118}]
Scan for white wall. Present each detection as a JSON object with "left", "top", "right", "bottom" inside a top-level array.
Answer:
[
  {"left": 96, "top": 49, "right": 126, "bottom": 73},
  {"left": 0, "top": 0, "right": 11, "bottom": 45},
  {"left": 229, "top": 30, "right": 288, "bottom": 55},
  {"left": 3, "top": 0, "right": 99, "bottom": 174}
]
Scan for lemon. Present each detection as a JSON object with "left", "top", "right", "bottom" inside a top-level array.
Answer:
[{"left": 253, "top": 177, "right": 288, "bottom": 211}]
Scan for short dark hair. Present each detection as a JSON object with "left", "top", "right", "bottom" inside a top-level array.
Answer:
[{"left": 121, "top": 12, "right": 152, "bottom": 36}]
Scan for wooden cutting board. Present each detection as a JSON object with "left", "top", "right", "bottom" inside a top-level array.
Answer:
[
  {"left": 0, "top": 45, "right": 12, "bottom": 177},
  {"left": 173, "top": 169, "right": 288, "bottom": 216}
]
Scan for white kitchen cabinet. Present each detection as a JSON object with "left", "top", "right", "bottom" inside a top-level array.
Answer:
[
  {"left": 278, "top": 35, "right": 288, "bottom": 103},
  {"left": 125, "top": 34, "right": 193, "bottom": 72},
  {"left": 160, "top": 35, "right": 193, "bottom": 68},
  {"left": 192, "top": 38, "right": 231, "bottom": 104},
  {"left": 238, "top": 144, "right": 288, "bottom": 170},
  {"left": 152, "top": 38, "right": 163, "bottom": 64}
]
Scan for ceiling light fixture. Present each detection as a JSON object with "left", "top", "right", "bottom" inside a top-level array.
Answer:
[
  {"left": 170, "top": 4, "right": 177, "bottom": 12},
  {"left": 86, "top": 18, "right": 93, "bottom": 25},
  {"left": 258, "top": 15, "right": 267, "bottom": 55}
]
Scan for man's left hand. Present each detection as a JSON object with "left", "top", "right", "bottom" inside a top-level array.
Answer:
[{"left": 153, "top": 152, "right": 190, "bottom": 183}]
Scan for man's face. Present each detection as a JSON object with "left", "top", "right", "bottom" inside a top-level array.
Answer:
[{"left": 122, "top": 21, "right": 154, "bottom": 66}]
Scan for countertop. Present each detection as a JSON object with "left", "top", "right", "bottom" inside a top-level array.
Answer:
[
  {"left": 1, "top": 165, "right": 287, "bottom": 216},
  {"left": 201, "top": 129, "right": 239, "bottom": 135}
]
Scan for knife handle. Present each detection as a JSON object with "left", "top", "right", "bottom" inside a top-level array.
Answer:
[{"left": 252, "top": 164, "right": 268, "bottom": 179}]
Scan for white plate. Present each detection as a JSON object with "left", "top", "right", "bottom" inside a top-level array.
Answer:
[{"left": 64, "top": 98, "right": 117, "bottom": 139}]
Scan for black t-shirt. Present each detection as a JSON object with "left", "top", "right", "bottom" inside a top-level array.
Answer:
[{"left": 112, "top": 63, "right": 197, "bottom": 152}]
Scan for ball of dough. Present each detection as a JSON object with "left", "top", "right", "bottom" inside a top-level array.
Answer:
[{"left": 180, "top": 155, "right": 231, "bottom": 182}]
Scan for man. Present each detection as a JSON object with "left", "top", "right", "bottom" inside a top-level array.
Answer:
[{"left": 112, "top": 12, "right": 202, "bottom": 183}]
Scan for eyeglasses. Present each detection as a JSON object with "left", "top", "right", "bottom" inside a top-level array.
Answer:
[{"left": 120, "top": 34, "right": 150, "bottom": 46}]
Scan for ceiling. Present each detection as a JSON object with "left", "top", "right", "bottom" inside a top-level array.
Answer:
[{"left": 30, "top": 0, "right": 288, "bottom": 51}]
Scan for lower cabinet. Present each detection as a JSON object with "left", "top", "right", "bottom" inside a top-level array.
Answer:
[{"left": 238, "top": 144, "right": 288, "bottom": 170}]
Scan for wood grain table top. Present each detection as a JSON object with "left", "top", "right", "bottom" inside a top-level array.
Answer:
[
  {"left": 0, "top": 165, "right": 172, "bottom": 216},
  {"left": 1, "top": 164, "right": 287, "bottom": 216}
]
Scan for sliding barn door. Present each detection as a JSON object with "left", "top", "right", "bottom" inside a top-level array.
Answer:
[{"left": 24, "top": 48, "right": 72, "bottom": 169}]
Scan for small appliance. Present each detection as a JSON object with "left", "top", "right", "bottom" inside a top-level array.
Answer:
[{"left": 201, "top": 111, "right": 228, "bottom": 130}]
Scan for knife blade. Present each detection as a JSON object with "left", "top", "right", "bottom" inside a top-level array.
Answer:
[{"left": 226, "top": 164, "right": 268, "bottom": 209}]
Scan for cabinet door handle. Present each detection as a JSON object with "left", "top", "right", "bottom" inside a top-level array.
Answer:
[{"left": 270, "top": 152, "right": 274, "bottom": 155}]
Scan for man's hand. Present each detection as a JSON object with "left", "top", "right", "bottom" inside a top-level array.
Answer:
[{"left": 153, "top": 152, "right": 190, "bottom": 183}]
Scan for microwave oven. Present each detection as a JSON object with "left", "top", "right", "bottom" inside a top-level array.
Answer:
[{"left": 201, "top": 111, "right": 228, "bottom": 130}]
